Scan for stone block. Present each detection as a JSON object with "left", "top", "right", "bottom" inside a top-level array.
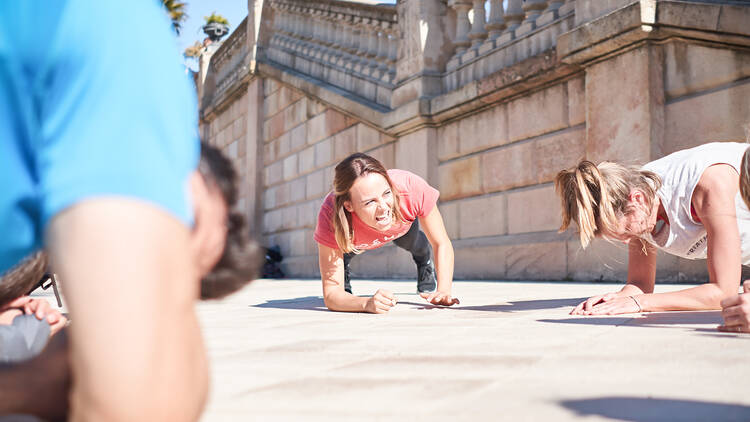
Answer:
[
  {"left": 306, "top": 169, "right": 327, "bottom": 201},
  {"left": 290, "top": 177, "right": 306, "bottom": 203},
  {"left": 263, "top": 111, "right": 286, "bottom": 142},
  {"left": 289, "top": 230, "right": 307, "bottom": 257},
  {"left": 586, "top": 47, "right": 657, "bottom": 163},
  {"left": 332, "top": 126, "right": 357, "bottom": 161},
  {"left": 534, "top": 127, "right": 586, "bottom": 184},
  {"left": 664, "top": 42, "right": 750, "bottom": 100},
  {"left": 304, "top": 229, "right": 318, "bottom": 256},
  {"left": 482, "top": 142, "right": 536, "bottom": 192},
  {"left": 395, "top": 129, "right": 431, "bottom": 180},
  {"left": 265, "top": 161, "right": 284, "bottom": 187},
  {"left": 357, "top": 124, "right": 383, "bottom": 152},
  {"left": 367, "top": 143, "right": 395, "bottom": 170},
  {"left": 438, "top": 201, "right": 459, "bottom": 240},
  {"left": 566, "top": 238, "right": 628, "bottom": 282},
  {"left": 277, "top": 131, "right": 291, "bottom": 159},
  {"left": 324, "top": 165, "right": 334, "bottom": 192},
  {"left": 453, "top": 245, "right": 507, "bottom": 280},
  {"left": 459, "top": 194, "right": 506, "bottom": 239},
  {"left": 567, "top": 76, "right": 585, "bottom": 126},
  {"left": 437, "top": 121, "right": 461, "bottom": 161},
  {"left": 282, "top": 206, "right": 297, "bottom": 230},
  {"left": 575, "top": 0, "right": 633, "bottom": 26},
  {"left": 232, "top": 117, "right": 245, "bottom": 140},
  {"left": 506, "top": 241, "right": 567, "bottom": 280},
  {"left": 307, "top": 110, "right": 355, "bottom": 145},
  {"left": 283, "top": 154, "right": 298, "bottom": 182},
  {"left": 264, "top": 186, "right": 276, "bottom": 210},
  {"left": 275, "top": 183, "right": 290, "bottom": 208},
  {"left": 237, "top": 135, "right": 246, "bottom": 159},
  {"left": 290, "top": 123, "right": 307, "bottom": 152},
  {"left": 664, "top": 82, "right": 750, "bottom": 155},
  {"left": 298, "top": 200, "right": 319, "bottom": 230},
  {"left": 306, "top": 98, "right": 327, "bottom": 119},
  {"left": 286, "top": 99, "right": 308, "bottom": 133},
  {"left": 263, "top": 78, "right": 280, "bottom": 97},
  {"left": 299, "top": 146, "right": 315, "bottom": 175},
  {"left": 315, "top": 137, "right": 333, "bottom": 168},
  {"left": 508, "top": 83, "right": 567, "bottom": 142},
  {"left": 717, "top": 4, "right": 750, "bottom": 35},
  {"left": 460, "top": 105, "right": 508, "bottom": 155},
  {"left": 507, "top": 185, "right": 559, "bottom": 234},
  {"left": 438, "top": 156, "right": 482, "bottom": 201},
  {"left": 225, "top": 140, "right": 238, "bottom": 160},
  {"left": 281, "top": 256, "right": 319, "bottom": 278}
]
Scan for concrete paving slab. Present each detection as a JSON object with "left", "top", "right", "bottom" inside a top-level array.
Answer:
[{"left": 196, "top": 279, "right": 750, "bottom": 422}]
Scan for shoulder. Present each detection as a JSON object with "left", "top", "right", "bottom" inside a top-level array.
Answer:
[
  {"left": 387, "top": 169, "right": 433, "bottom": 191},
  {"left": 694, "top": 164, "right": 739, "bottom": 208}
]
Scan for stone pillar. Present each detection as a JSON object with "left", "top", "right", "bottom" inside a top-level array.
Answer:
[
  {"left": 523, "top": 0, "right": 548, "bottom": 23},
  {"left": 468, "top": 0, "right": 488, "bottom": 49},
  {"left": 366, "top": 21, "right": 381, "bottom": 74},
  {"left": 392, "top": 0, "right": 453, "bottom": 107},
  {"left": 585, "top": 44, "right": 665, "bottom": 164}
]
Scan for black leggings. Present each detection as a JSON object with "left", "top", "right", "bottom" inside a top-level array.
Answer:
[{"left": 343, "top": 219, "right": 432, "bottom": 273}]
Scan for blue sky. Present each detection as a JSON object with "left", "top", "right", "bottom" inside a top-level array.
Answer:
[{"left": 175, "top": 0, "right": 397, "bottom": 71}]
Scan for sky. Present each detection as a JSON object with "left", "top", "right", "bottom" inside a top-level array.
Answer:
[{"left": 175, "top": 0, "right": 397, "bottom": 71}]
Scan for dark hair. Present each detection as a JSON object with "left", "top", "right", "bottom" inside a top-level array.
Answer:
[
  {"left": 0, "top": 250, "right": 47, "bottom": 308},
  {"left": 198, "top": 142, "right": 261, "bottom": 300}
]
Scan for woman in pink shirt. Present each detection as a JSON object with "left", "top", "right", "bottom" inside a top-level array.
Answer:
[{"left": 314, "top": 153, "right": 459, "bottom": 313}]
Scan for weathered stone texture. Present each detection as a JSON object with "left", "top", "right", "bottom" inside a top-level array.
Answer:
[
  {"left": 314, "top": 137, "right": 333, "bottom": 168},
  {"left": 395, "top": 129, "right": 431, "bottom": 180},
  {"left": 438, "top": 202, "right": 459, "bottom": 240},
  {"left": 482, "top": 141, "right": 536, "bottom": 192},
  {"left": 299, "top": 146, "right": 315, "bottom": 175},
  {"left": 357, "top": 124, "right": 384, "bottom": 152},
  {"left": 506, "top": 242, "right": 567, "bottom": 280},
  {"left": 283, "top": 154, "right": 298, "bottom": 182},
  {"left": 508, "top": 84, "right": 567, "bottom": 142},
  {"left": 290, "top": 177, "right": 306, "bottom": 203},
  {"left": 664, "top": 81, "right": 750, "bottom": 154},
  {"left": 586, "top": 47, "right": 656, "bottom": 163},
  {"left": 367, "top": 143, "right": 395, "bottom": 170},
  {"left": 454, "top": 245, "right": 507, "bottom": 279},
  {"left": 460, "top": 105, "right": 508, "bottom": 155},
  {"left": 534, "top": 127, "right": 586, "bottom": 184},
  {"left": 664, "top": 43, "right": 750, "bottom": 100},
  {"left": 437, "top": 121, "right": 460, "bottom": 161},
  {"left": 307, "top": 110, "right": 356, "bottom": 145},
  {"left": 459, "top": 195, "right": 506, "bottom": 239},
  {"left": 439, "top": 157, "right": 482, "bottom": 201},
  {"left": 306, "top": 169, "right": 327, "bottom": 200},
  {"left": 507, "top": 185, "right": 559, "bottom": 234},
  {"left": 332, "top": 126, "right": 357, "bottom": 161},
  {"left": 567, "top": 76, "right": 585, "bottom": 126}
]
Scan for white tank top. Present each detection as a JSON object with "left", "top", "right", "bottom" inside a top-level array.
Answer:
[{"left": 642, "top": 142, "right": 750, "bottom": 264}]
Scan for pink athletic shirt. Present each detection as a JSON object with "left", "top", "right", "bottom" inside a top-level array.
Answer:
[{"left": 314, "top": 169, "right": 440, "bottom": 251}]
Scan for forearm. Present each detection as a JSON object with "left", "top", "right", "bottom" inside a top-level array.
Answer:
[
  {"left": 434, "top": 243, "right": 454, "bottom": 293},
  {"left": 638, "top": 283, "right": 728, "bottom": 312},
  {"left": 323, "top": 286, "right": 368, "bottom": 312}
]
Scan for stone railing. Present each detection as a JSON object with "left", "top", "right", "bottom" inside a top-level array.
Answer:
[
  {"left": 264, "top": 0, "right": 398, "bottom": 108},
  {"left": 442, "top": 0, "right": 575, "bottom": 91},
  {"left": 202, "top": 16, "right": 250, "bottom": 110}
]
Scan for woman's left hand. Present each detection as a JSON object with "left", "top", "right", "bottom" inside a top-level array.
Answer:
[
  {"left": 583, "top": 296, "right": 642, "bottom": 315},
  {"left": 420, "top": 291, "right": 460, "bottom": 306}
]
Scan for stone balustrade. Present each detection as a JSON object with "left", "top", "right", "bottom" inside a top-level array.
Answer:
[
  {"left": 201, "top": 16, "right": 249, "bottom": 110},
  {"left": 265, "top": 0, "right": 398, "bottom": 108},
  {"left": 444, "top": 0, "right": 575, "bottom": 91}
]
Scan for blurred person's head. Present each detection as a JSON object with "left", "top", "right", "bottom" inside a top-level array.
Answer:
[
  {"left": 0, "top": 250, "right": 47, "bottom": 308},
  {"left": 193, "top": 142, "right": 260, "bottom": 300}
]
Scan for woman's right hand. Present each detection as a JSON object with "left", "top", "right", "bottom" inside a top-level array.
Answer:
[
  {"left": 364, "top": 289, "right": 397, "bottom": 314},
  {"left": 570, "top": 292, "right": 621, "bottom": 315}
]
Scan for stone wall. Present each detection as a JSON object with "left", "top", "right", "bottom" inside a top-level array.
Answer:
[{"left": 200, "top": 0, "right": 750, "bottom": 283}]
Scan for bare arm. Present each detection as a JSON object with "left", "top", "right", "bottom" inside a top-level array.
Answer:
[
  {"left": 639, "top": 164, "right": 741, "bottom": 311},
  {"left": 418, "top": 207, "right": 458, "bottom": 306},
  {"left": 318, "top": 244, "right": 394, "bottom": 313},
  {"left": 47, "top": 199, "right": 208, "bottom": 421}
]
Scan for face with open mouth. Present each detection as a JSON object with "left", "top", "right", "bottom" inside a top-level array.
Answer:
[{"left": 344, "top": 172, "right": 396, "bottom": 232}]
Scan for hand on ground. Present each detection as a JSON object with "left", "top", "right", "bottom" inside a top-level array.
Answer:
[
  {"left": 2, "top": 296, "right": 67, "bottom": 336},
  {"left": 583, "top": 296, "right": 642, "bottom": 315},
  {"left": 420, "top": 291, "right": 459, "bottom": 306},
  {"left": 365, "top": 289, "right": 397, "bottom": 314},
  {"left": 718, "top": 280, "right": 750, "bottom": 333},
  {"left": 570, "top": 292, "right": 620, "bottom": 315}
]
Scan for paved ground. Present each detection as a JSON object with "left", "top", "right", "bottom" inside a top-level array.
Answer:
[{"left": 194, "top": 279, "right": 750, "bottom": 422}]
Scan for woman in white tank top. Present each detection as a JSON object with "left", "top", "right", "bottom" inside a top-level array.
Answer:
[{"left": 555, "top": 142, "right": 749, "bottom": 332}]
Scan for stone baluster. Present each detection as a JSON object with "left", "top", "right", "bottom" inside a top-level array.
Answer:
[
  {"left": 338, "top": 16, "right": 356, "bottom": 67},
  {"left": 312, "top": 11, "right": 325, "bottom": 59},
  {"left": 450, "top": 1, "right": 472, "bottom": 57},
  {"left": 504, "top": 0, "right": 525, "bottom": 33},
  {"left": 329, "top": 13, "right": 346, "bottom": 65},
  {"left": 279, "top": 6, "right": 292, "bottom": 49},
  {"left": 375, "top": 22, "right": 391, "bottom": 77},
  {"left": 485, "top": 0, "right": 506, "bottom": 39},
  {"left": 353, "top": 18, "right": 371, "bottom": 73},
  {"left": 468, "top": 0, "right": 488, "bottom": 50},
  {"left": 387, "top": 30, "right": 398, "bottom": 82},
  {"left": 522, "top": 0, "right": 548, "bottom": 24},
  {"left": 546, "top": 0, "right": 564, "bottom": 14},
  {"left": 270, "top": 3, "right": 283, "bottom": 48},
  {"left": 292, "top": 9, "right": 305, "bottom": 53},
  {"left": 365, "top": 20, "right": 381, "bottom": 74}
]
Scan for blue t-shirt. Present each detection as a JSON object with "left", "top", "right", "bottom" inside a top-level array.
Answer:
[{"left": 0, "top": 1, "right": 199, "bottom": 275}]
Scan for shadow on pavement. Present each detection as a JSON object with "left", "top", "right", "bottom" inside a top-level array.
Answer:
[
  {"left": 253, "top": 296, "right": 328, "bottom": 311},
  {"left": 560, "top": 396, "right": 750, "bottom": 422},
  {"left": 538, "top": 311, "right": 729, "bottom": 329},
  {"left": 398, "top": 297, "right": 586, "bottom": 312}
]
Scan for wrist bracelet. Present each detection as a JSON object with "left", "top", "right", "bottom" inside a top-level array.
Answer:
[{"left": 629, "top": 295, "right": 643, "bottom": 313}]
